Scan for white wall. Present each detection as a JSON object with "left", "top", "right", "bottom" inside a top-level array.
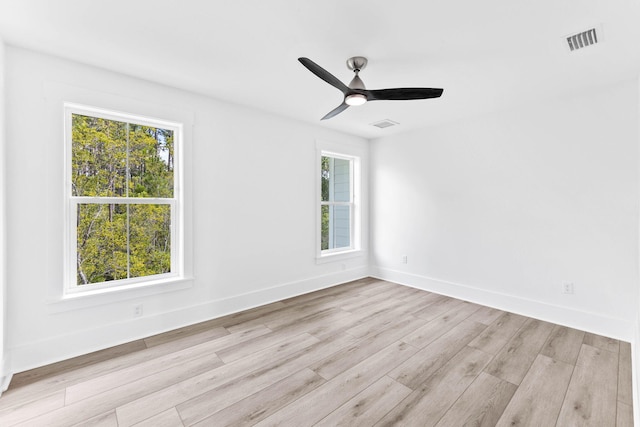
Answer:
[
  {"left": 0, "top": 38, "right": 9, "bottom": 393},
  {"left": 4, "top": 47, "right": 369, "bottom": 372},
  {"left": 371, "top": 80, "right": 639, "bottom": 340}
]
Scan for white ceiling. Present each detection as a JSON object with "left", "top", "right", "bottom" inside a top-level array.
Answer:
[{"left": 0, "top": 0, "right": 639, "bottom": 138}]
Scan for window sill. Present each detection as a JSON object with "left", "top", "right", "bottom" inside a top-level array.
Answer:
[
  {"left": 47, "top": 276, "right": 194, "bottom": 313},
  {"left": 316, "top": 249, "right": 366, "bottom": 264}
]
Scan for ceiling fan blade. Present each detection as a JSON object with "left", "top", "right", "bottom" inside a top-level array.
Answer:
[
  {"left": 321, "top": 102, "right": 349, "bottom": 120},
  {"left": 298, "top": 57, "right": 350, "bottom": 94},
  {"left": 366, "top": 88, "right": 444, "bottom": 101}
]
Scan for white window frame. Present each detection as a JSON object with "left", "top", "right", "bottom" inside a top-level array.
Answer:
[
  {"left": 63, "top": 103, "right": 184, "bottom": 295},
  {"left": 317, "top": 146, "right": 362, "bottom": 260}
]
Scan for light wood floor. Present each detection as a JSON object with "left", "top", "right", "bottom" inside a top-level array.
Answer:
[{"left": 0, "top": 278, "right": 634, "bottom": 426}]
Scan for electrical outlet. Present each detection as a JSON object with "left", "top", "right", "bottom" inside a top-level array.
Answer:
[
  {"left": 133, "top": 304, "right": 143, "bottom": 317},
  {"left": 562, "top": 282, "right": 574, "bottom": 294},
  {"left": 402, "top": 255, "right": 408, "bottom": 264}
]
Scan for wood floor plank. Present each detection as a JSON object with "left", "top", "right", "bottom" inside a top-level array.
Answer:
[
  {"left": 484, "top": 318, "right": 555, "bottom": 385},
  {"left": 132, "top": 408, "right": 184, "bottom": 427},
  {"left": 495, "top": 354, "right": 573, "bottom": 426},
  {"left": 279, "top": 284, "right": 350, "bottom": 305},
  {"left": 253, "top": 341, "right": 419, "bottom": 427},
  {"left": 389, "top": 319, "right": 488, "bottom": 390},
  {"left": 8, "top": 340, "right": 147, "bottom": 389},
  {"left": 189, "top": 368, "right": 325, "bottom": 426},
  {"left": 180, "top": 332, "right": 360, "bottom": 426},
  {"left": 376, "top": 346, "right": 493, "bottom": 427},
  {"left": 339, "top": 286, "right": 407, "bottom": 314},
  {"left": 198, "top": 333, "right": 365, "bottom": 425},
  {"left": 0, "top": 329, "right": 229, "bottom": 411},
  {"left": 66, "top": 324, "right": 272, "bottom": 405},
  {"left": 215, "top": 326, "right": 304, "bottom": 363},
  {"left": 311, "top": 316, "right": 427, "bottom": 380},
  {"left": 434, "top": 372, "right": 516, "bottom": 427},
  {"left": 343, "top": 303, "right": 413, "bottom": 339},
  {"left": 618, "top": 341, "right": 633, "bottom": 406},
  {"left": 617, "top": 401, "right": 633, "bottom": 427},
  {"left": 392, "top": 286, "right": 431, "bottom": 303},
  {"left": 411, "top": 296, "right": 466, "bottom": 322},
  {"left": 216, "top": 301, "right": 288, "bottom": 330},
  {"left": 266, "top": 306, "right": 346, "bottom": 331},
  {"left": 72, "top": 410, "right": 119, "bottom": 427},
  {"left": 143, "top": 325, "right": 228, "bottom": 349},
  {"left": 356, "top": 280, "right": 403, "bottom": 297},
  {"left": 17, "top": 353, "right": 223, "bottom": 427},
  {"left": 540, "top": 324, "right": 585, "bottom": 365},
  {"left": 142, "top": 327, "right": 230, "bottom": 354},
  {"left": 115, "top": 333, "right": 320, "bottom": 426},
  {"left": 0, "top": 390, "right": 65, "bottom": 426},
  {"left": 466, "top": 306, "right": 505, "bottom": 325},
  {"left": 274, "top": 307, "right": 356, "bottom": 340},
  {"left": 468, "top": 311, "right": 527, "bottom": 355},
  {"left": 224, "top": 302, "right": 327, "bottom": 334},
  {"left": 556, "top": 344, "right": 618, "bottom": 426},
  {"left": 584, "top": 332, "right": 620, "bottom": 354},
  {"left": 403, "top": 301, "right": 482, "bottom": 349},
  {"left": 396, "top": 292, "right": 462, "bottom": 318},
  {"left": 314, "top": 375, "right": 412, "bottom": 427},
  {"left": 322, "top": 296, "right": 405, "bottom": 335}
]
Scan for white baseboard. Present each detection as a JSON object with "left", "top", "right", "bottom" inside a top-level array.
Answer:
[
  {"left": 0, "top": 356, "right": 12, "bottom": 396},
  {"left": 9, "top": 266, "right": 369, "bottom": 374},
  {"left": 371, "top": 266, "right": 634, "bottom": 342}
]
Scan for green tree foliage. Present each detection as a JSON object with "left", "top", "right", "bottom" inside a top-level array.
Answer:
[
  {"left": 321, "top": 156, "right": 330, "bottom": 250},
  {"left": 72, "top": 114, "right": 174, "bottom": 285}
]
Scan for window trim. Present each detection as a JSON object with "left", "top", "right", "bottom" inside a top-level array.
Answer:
[
  {"left": 316, "top": 145, "right": 362, "bottom": 260},
  {"left": 63, "top": 103, "right": 184, "bottom": 296}
]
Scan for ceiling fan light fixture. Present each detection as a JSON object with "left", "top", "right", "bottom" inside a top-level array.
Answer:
[{"left": 345, "top": 93, "right": 367, "bottom": 106}]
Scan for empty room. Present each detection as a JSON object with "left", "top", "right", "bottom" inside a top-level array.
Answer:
[{"left": 0, "top": 1, "right": 639, "bottom": 426}]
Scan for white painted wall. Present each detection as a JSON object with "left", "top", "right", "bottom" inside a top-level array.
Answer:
[
  {"left": 371, "top": 80, "right": 639, "bottom": 341},
  {"left": 0, "top": 38, "right": 9, "bottom": 393},
  {"left": 4, "top": 47, "right": 369, "bottom": 373}
]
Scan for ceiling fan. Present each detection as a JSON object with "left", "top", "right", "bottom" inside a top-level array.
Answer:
[{"left": 298, "top": 56, "right": 444, "bottom": 120}]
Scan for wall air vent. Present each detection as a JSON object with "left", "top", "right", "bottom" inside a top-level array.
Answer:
[
  {"left": 371, "top": 119, "right": 399, "bottom": 129},
  {"left": 566, "top": 27, "right": 599, "bottom": 52}
]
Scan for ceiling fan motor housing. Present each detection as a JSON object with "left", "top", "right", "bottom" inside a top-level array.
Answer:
[{"left": 346, "top": 56, "right": 368, "bottom": 72}]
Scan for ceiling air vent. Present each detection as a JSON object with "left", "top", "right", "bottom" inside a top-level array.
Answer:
[
  {"left": 371, "top": 119, "right": 399, "bottom": 129},
  {"left": 566, "top": 28, "right": 599, "bottom": 52}
]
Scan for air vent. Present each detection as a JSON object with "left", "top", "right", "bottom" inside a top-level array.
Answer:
[
  {"left": 371, "top": 119, "right": 399, "bottom": 129},
  {"left": 566, "top": 27, "right": 599, "bottom": 52}
]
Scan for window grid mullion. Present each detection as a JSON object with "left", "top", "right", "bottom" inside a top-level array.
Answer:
[
  {"left": 126, "top": 123, "right": 130, "bottom": 278},
  {"left": 70, "top": 197, "right": 175, "bottom": 204}
]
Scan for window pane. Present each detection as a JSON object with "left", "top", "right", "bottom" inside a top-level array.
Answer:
[
  {"left": 321, "top": 156, "right": 330, "bottom": 202},
  {"left": 72, "top": 114, "right": 127, "bottom": 197},
  {"left": 76, "top": 203, "right": 128, "bottom": 285},
  {"left": 321, "top": 205, "right": 329, "bottom": 250},
  {"left": 332, "top": 158, "right": 351, "bottom": 202},
  {"left": 321, "top": 156, "right": 351, "bottom": 203},
  {"left": 129, "top": 204, "right": 171, "bottom": 277},
  {"left": 128, "top": 125, "right": 174, "bottom": 198},
  {"left": 321, "top": 204, "right": 351, "bottom": 251}
]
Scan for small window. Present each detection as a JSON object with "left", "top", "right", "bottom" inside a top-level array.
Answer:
[
  {"left": 320, "top": 152, "right": 358, "bottom": 255},
  {"left": 65, "top": 104, "right": 183, "bottom": 294}
]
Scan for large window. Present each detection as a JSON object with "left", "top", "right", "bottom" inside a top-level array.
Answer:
[
  {"left": 65, "top": 104, "right": 182, "bottom": 294},
  {"left": 320, "top": 152, "right": 358, "bottom": 256}
]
